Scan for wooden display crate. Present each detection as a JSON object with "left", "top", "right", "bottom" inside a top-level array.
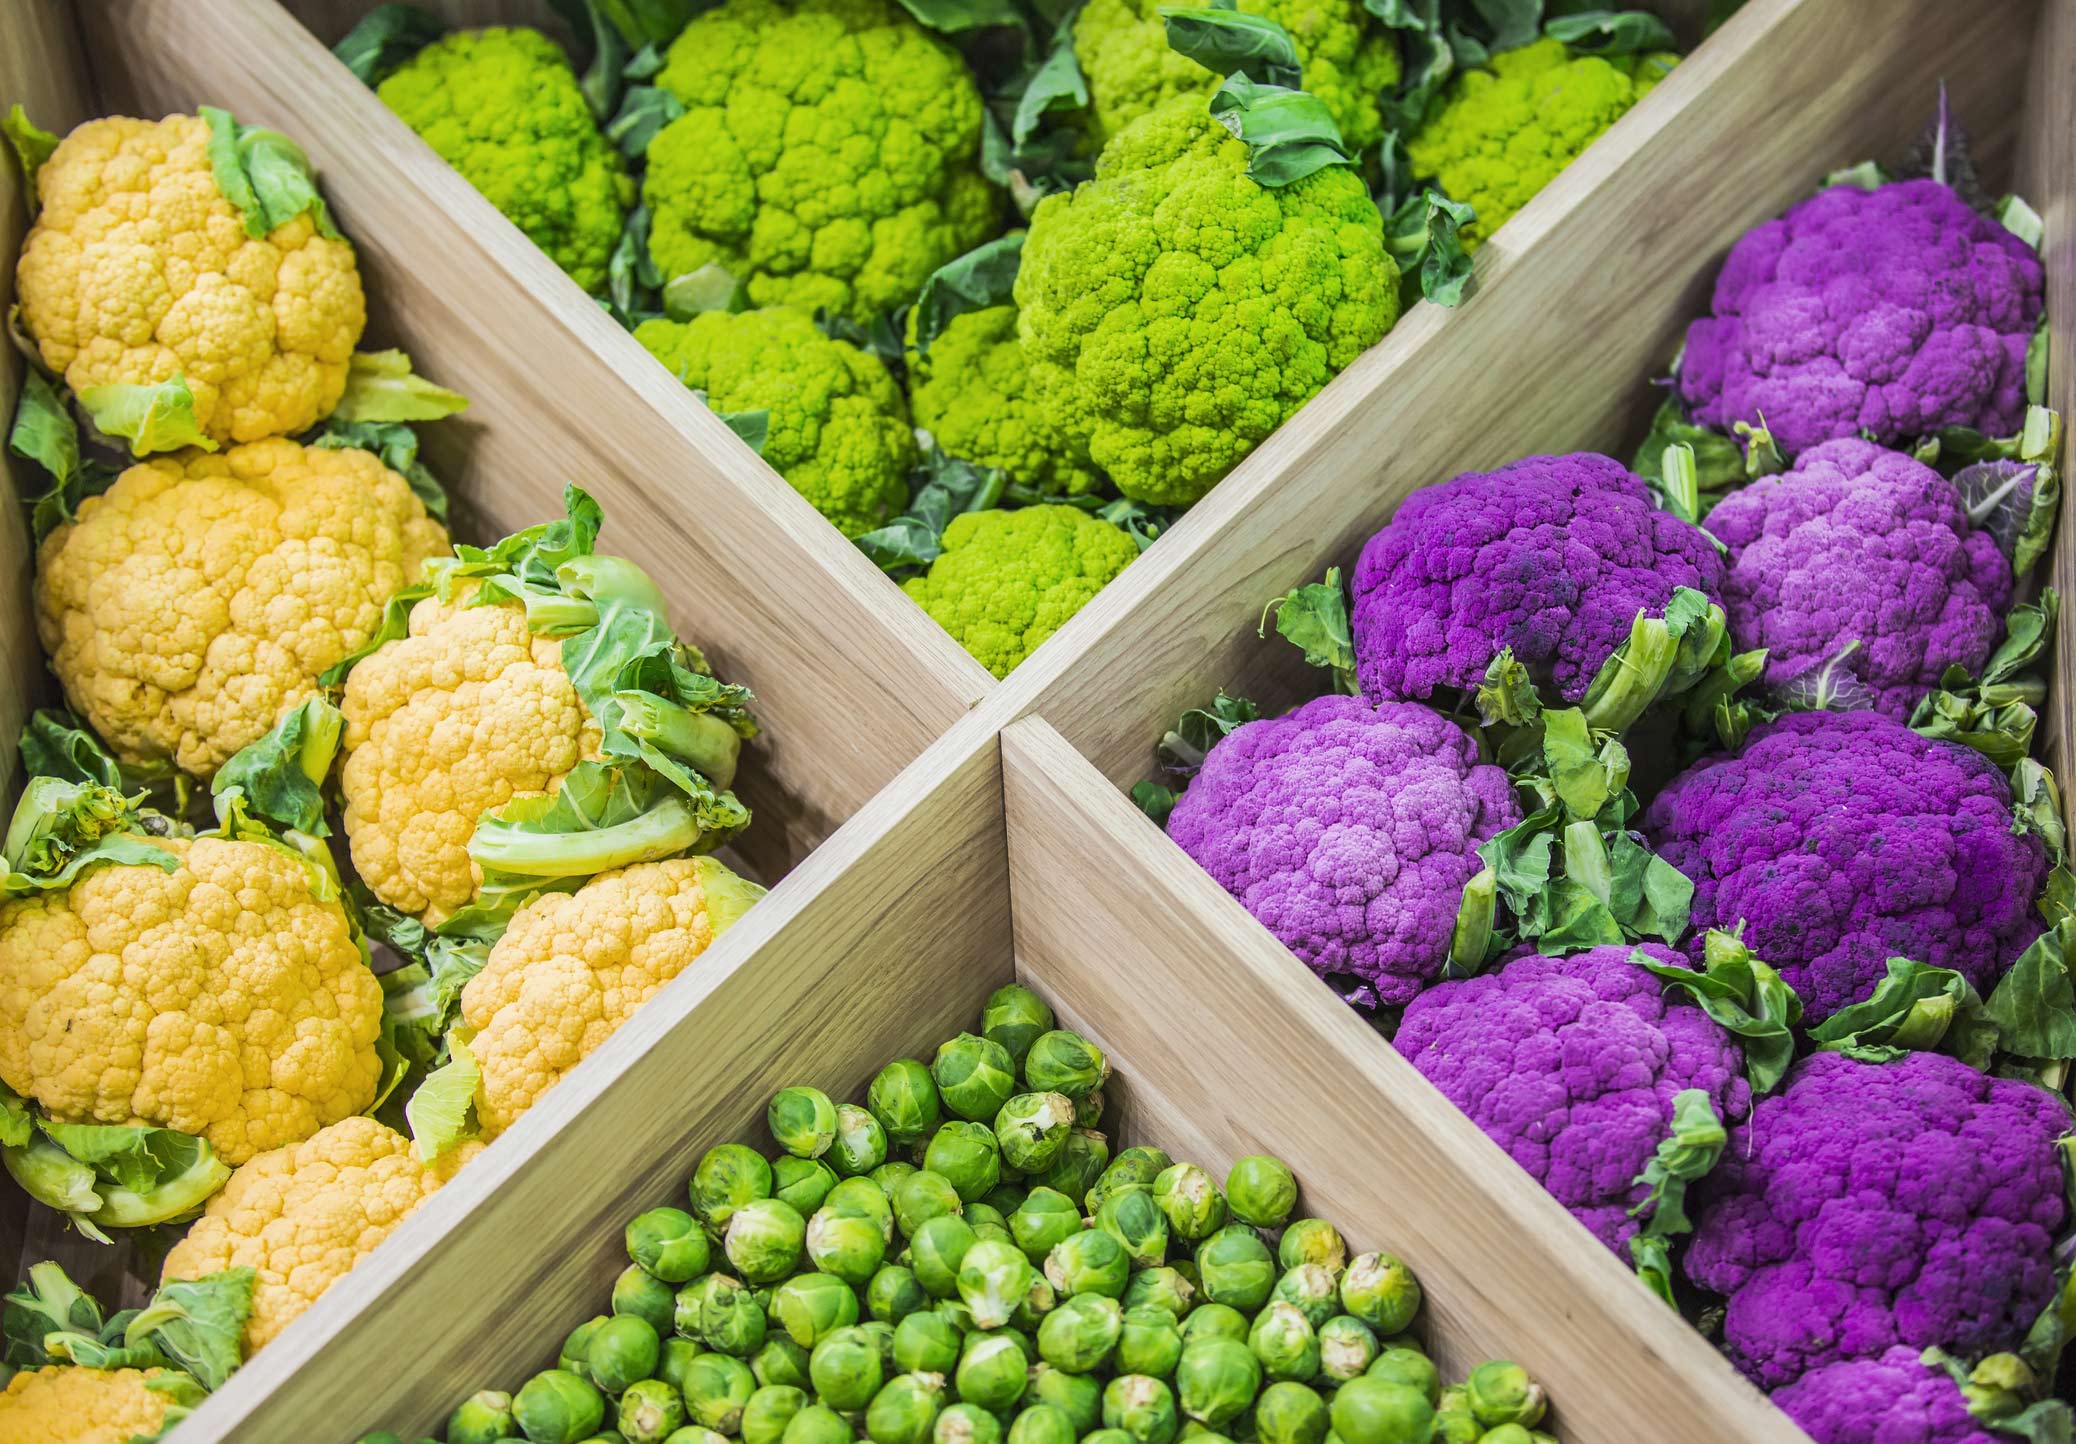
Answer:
[{"left": 0, "top": 0, "right": 2066, "bottom": 1440}]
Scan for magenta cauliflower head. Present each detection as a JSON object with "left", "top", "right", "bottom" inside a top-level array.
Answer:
[
  {"left": 1165, "top": 693, "right": 1519, "bottom": 1007},
  {"left": 1394, "top": 944, "right": 1751, "bottom": 1252},
  {"left": 1705, "top": 437, "right": 2012, "bottom": 720},
  {"left": 1771, "top": 1348, "right": 2004, "bottom": 1444},
  {"left": 1682, "top": 1050, "right": 2071, "bottom": 1390},
  {"left": 1350, "top": 453, "right": 1724, "bottom": 705},
  {"left": 1642, "top": 710, "right": 2045, "bottom": 1021},
  {"left": 1676, "top": 179, "right": 2043, "bottom": 459}
]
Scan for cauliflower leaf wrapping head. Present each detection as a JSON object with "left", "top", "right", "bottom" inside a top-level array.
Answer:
[
  {"left": 0, "top": 1365, "right": 185, "bottom": 1443},
  {"left": 1771, "top": 1347, "right": 2009, "bottom": 1444},
  {"left": 1349, "top": 452, "right": 1726, "bottom": 706},
  {"left": 907, "top": 304, "right": 1104, "bottom": 498},
  {"left": 642, "top": 0, "right": 1001, "bottom": 324},
  {"left": 1642, "top": 709, "right": 2047, "bottom": 1022},
  {"left": 1704, "top": 437, "right": 2012, "bottom": 720},
  {"left": 1165, "top": 693, "right": 1519, "bottom": 1006},
  {"left": 635, "top": 308, "right": 915, "bottom": 538},
  {"left": 14, "top": 114, "right": 367, "bottom": 448},
  {"left": 1676, "top": 178, "right": 2045, "bottom": 459},
  {"left": 1394, "top": 943, "right": 1751, "bottom": 1252},
  {"left": 378, "top": 27, "right": 634, "bottom": 296},
  {"left": 159, "top": 1116, "right": 482, "bottom": 1354},
  {"left": 1015, "top": 96, "right": 1398, "bottom": 507},
  {"left": 34, "top": 437, "right": 449, "bottom": 779},
  {"left": 1683, "top": 1050, "right": 2073, "bottom": 1390}
]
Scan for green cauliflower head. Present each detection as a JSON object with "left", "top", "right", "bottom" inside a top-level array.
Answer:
[
  {"left": 378, "top": 27, "right": 633, "bottom": 294},
  {"left": 644, "top": 0, "right": 1002, "bottom": 324},
  {"left": 1016, "top": 97, "right": 1398, "bottom": 507},
  {"left": 1406, "top": 37, "right": 1675, "bottom": 248},
  {"left": 903, "top": 505, "right": 1140, "bottom": 676},
  {"left": 907, "top": 305, "right": 1105, "bottom": 498},
  {"left": 1073, "top": 0, "right": 1399, "bottom": 154},
  {"left": 635, "top": 308, "right": 916, "bottom": 537}
]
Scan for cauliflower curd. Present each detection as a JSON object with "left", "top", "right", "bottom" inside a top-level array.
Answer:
[{"left": 0, "top": 1366, "right": 182, "bottom": 1444}]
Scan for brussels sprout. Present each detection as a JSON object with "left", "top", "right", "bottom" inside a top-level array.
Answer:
[
  {"left": 725, "top": 1198, "right": 807, "bottom": 1284},
  {"left": 1477, "top": 1427, "right": 1535, "bottom": 1444},
  {"left": 659, "top": 1337, "right": 704, "bottom": 1395},
  {"left": 621, "top": 1378, "right": 690, "bottom": 1444},
  {"left": 823, "top": 1176, "right": 895, "bottom": 1238},
  {"left": 743, "top": 1385, "right": 811, "bottom": 1444},
  {"left": 1028, "top": 1362, "right": 1103, "bottom": 1432},
  {"left": 514, "top": 1369, "right": 609, "bottom": 1444},
  {"left": 1007, "top": 1404, "right": 1078, "bottom": 1444},
  {"left": 769, "top": 1087, "right": 840, "bottom": 1159},
  {"left": 1076, "top": 1090, "right": 1107, "bottom": 1129},
  {"left": 956, "top": 1331, "right": 1031, "bottom": 1410},
  {"left": 1328, "top": 1377, "right": 1432, "bottom": 1444},
  {"left": 932, "top": 1033, "right": 1019, "bottom": 1121},
  {"left": 1083, "top": 1433, "right": 1135, "bottom": 1444},
  {"left": 1012, "top": 1273, "right": 1058, "bottom": 1332},
  {"left": 1276, "top": 1220, "right": 1345, "bottom": 1275},
  {"left": 683, "top": 1352, "right": 758, "bottom": 1434},
  {"left": 829, "top": 1104, "right": 889, "bottom": 1177},
  {"left": 448, "top": 1389, "right": 517, "bottom": 1444},
  {"left": 1195, "top": 1228, "right": 1275, "bottom": 1313},
  {"left": 1252, "top": 1382, "right": 1328, "bottom": 1444},
  {"left": 865, "top": 1264, "right": 927, "bottom": 1323},
  {"left": 628, "top": 1208, "right": 713, "bottom": 1284},
  {"left": 933, "top": 1402, "right": 1004, "bottom": 1444},
  {"left": 663, "top": 1430, "right": 733, "bottom": 1444},
  {"left": 868, "top": 1371, "right": 948, "bottom": 1444},
  {"left": 1223, "top": 1157, "right": 1297, "bottom": 1229},
  {"left": 985, "top": 1181, "right": 1029, "bottom": 1214},
  {"left": 562, "top": 1316, "right": 610, "bottom": 1379},
  {"left": 994, "top": 1093, "right": 1077, "bottom": 1173},
  {"left": 1315, "top": 1317, "right": 1378, "bottom": 1384},
  {"left": 965, "top": 1202, "right": 1011, "bottom": 1237},
  {"left": 782, "top": 1404, "right": 855, "bottom": 1444},
  {"left": 1176, "top": 1339, "right": 1262, "bottom": 1427},
  {"left": 893, "top": 1169, "right": 966, "bottom": 1237},
  {"left": 892, "top": 1309, "right": 962, "bottom": 1375},
  {"left": 924, "top": 1123, "right": 1003, "bottom": 1204},
  {"left": 1363, "top": 1349, "right": 1438, "bottom": 1407},
  {"left": 908, "top": 1213, "right": 980, "bottom": 1298},
  {"left": 1120, "top": 1267, "right": 1195, "bottom": 1319},
  {"left": 586, "top": 1314, "right": 663, "bottom": 1394},
  {"left": 692, "top": 1145, "right": 775, "bottom": 1238},
  {"left": 1337, "top": 1256, "right": 1421, "bottom": 1336},
  {"left": 1271, "top": 1265, "right": 1340, "bottom": 1330},
  {"left": 770, "top": 1272, "right": 861, "bottom": 1347},
  {"left": 1087, "top": 1149, "right": 1171, "bottom": 1215},
  {"left": 1023, "top": 1032, "right": 1110, "bottom": 1102},
  {"left": 1036, "top": 1291, "right": 1124, "bottom": 1372},
  {"left": 1149, "top": 1165, "right": 1227, "bottom": 1243},
  {"left": 869, "top": 1060, "right": 943, "bottom": 1148},
  {"left": 750, "top": 1335, "right": 811, "bottom": 1390},
  {"left": 805, "top": 1205, "right": 887, "bottom": 1285},
  {"left": 873, "top": 1160, "right": 920, "bottom": 1202},
  {"left": 858, "top": 1318, "right": 901, "bottom": 1376},
  {"left": 1045, "top": 1228, "right": 1131, "bottom": 1300},
  {"left": 977, "top": 984, "right": 1054, "bottom": 1066},
  {"left": 1248, "top": 1303, "right": 1320, "bottom": 1383},
  {"left": 1031, "top": 1129, "right": 1111, "bottom": 1203},
  {"left": 1008, "top": 1188, "right": 1082, "bottom": 1265},
  {"left": 1179, "top": 1305, "right": 1248, "bottom": 1346},
  {"left": 809, "top": 1325, "right": 885, "bottom": 1411},
  {"left": 687, "top": 1274, "right": 767, "bottom": 1356},
  {"left": 1463, "top": 1361, "right": 1545, "bottom": 1428},
  {"left": 1088, "top": 1188, "right": 1164, "bottom": 1270},
  {"left": 616, "top": 1265, "right": 679, "bottom": 1335},
  {"left": 1103, "top": 1373, "right": 1181, "bottom": 1444},
  {"left": 957, "top": 1238, "right": 1036, "bottom": 1329},
  {"left": 773, "top": 1156, "right": 842, "bottom": 1217}
]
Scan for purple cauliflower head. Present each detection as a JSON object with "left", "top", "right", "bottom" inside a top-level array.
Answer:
[
  {"left": 1704, "top": 437, "right": 2012, "bottom": 720},
  {"left": 1683, "top": 1050, "right": 2072, "bottom": 1390},
  {"left": 1393, "top": 943, "right": 1751, "bottom": 1252},
  {"left": 1350, "top": 452, "right": 1724, "bottom": 705},
  {"left": 1642, "top": 709, "right": 2046, "bottom": 1021},
  {"left": 1676, "top": 179, "right": 2043, "bottom": 459},
  {"left": 1771, "top": 1348, "right": 2004, "bottom": 1444},
  {"left": 1165, "top": 693, "right": 1519, "bottom": 1007}
]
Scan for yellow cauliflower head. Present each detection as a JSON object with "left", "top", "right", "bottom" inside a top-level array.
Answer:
[
  {"left": 463, "top": 856, "right": 765, "bottom": 1136},
  {"left": 33, "top": 437, "right": 449, "bottom": 779},
  {"left": 0, "top": 835, "right": 384, "bottom": 1165},
  {"left": 0, "top": 1366, "right": 182, "bottom": 1444},
  {"left": 159, "top": 1116, "right": 483, "bottom": 1354},
  {"left": 15, "top": 113, "right": 366, "bottom": 447}
]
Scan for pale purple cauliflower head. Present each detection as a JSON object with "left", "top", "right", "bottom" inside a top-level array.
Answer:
[
  {"left": 1772, "top": 1348, "right": 2002, "bottom": 1444},
  {"left": 1683, "top": 1050, "right": 2072, "bottom": 1390},
  {"left": 1677, "top": 179, "right": 2043, "bottom": 458},
  {"left": 1350, "top": 453, "right": 1724, "bottom": 705},
  {"left": 1642, "top": 710, "right": 2045, "bottom": 1021},
  {"left": 1704, "top": 437, "right": 2012, "bottom": 719},
  {"left": 1165, "top": 694, "right": 1519, "bottom": 1007},
  {"left": 1394, "top": 944, "right": 1751, "bottom": 1253}
]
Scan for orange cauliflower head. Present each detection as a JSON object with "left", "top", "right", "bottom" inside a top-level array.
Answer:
[
  {"left": 34, "top": 437, "right": 449, "bottom": 779},
  {"left": 0, "top": 835, "right": 384, "bottom": 1166},
  {"left": 0, "top": 1366, "right": 182, "bottom": 1444}
]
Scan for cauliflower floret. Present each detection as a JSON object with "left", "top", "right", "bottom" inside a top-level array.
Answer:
[
  {"left": 15, "top": 114, "right": 366, "bottom": 446},
  {"left": 159, "top": 1116, "right": 483, "bottom": 1354},
  {"left": 1772, "top": 1348, "right": 2007, "bottom": 1444},
  {"left": 642, "top": 0, "right": 1000, "bottom": 323},
  {"left": 34, "top": 437, "right": 447, "bottom": 778},
  {"left": 1165, "top": 693, "right": 1518, "bottom": 1005},
  {"left": 0, "top": 835, "right": 383, "bottom": 1165},
  {"left": 462, "top": 856, "right": 765, "bottom": 1137},
  {"left": 907, "top": 305, "right": 1103, "bottom": 498},
  {"left": 0, "top": 1366, "right": 182, "bottom": 1444}
]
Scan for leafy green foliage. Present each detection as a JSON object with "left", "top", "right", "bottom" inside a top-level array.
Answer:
[
  {"left": 1805, "top": 957, "right": 1997, "bottom": 1070},
  {"left": 2, "top": 103, "right": 58, "bottom": 214},
  {"left": 1911, "top": 589, "right": 2056, "bottom": 772},
  {"left": 331, "top": 349, "right": 470, "bottom": 424},
  {"left": 200, "top": 106, "right": 341, "bottom": 241},
  {"left": 76, "top": 375, "right": 215, "bottom": 459},
  {"left": 309, "top": 417, "right": 452, "bottom": 521},
  {"left": 1161, "top": 4, "right": 1301, "bottom": 88},
  {"left": 1635, "top": 931, "right": 1803, "bottom": 1094},
  {"left": 1259, "top": 568, "right": 1357, "bottom": 694},
  {"left": 1383, "top": 188, "right": 1475, "bottom": 306},
  {"left": 1207, "top": 74, "right": 1353, "bottom": 187},
  {"left": 857, "top": 448, "right": 1010, "bottom": 574},
  {"left": 912, "top": 234, "right": 1024, "bottom": 358},
  {"left": 210, "top": 697, "right": 344, "bottom": 838},
  {"left": 331, "top": 3, "right": 444, "bottom": 85}
]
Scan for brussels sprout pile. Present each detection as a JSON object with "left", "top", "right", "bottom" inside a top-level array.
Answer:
[{"left": 359, "top": 987, "right": 1554, "bottom": 1444}]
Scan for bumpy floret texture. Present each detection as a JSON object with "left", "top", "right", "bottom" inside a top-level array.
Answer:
[
  {"left": 1683, "top": 1051, "right": 2071, "bottom": 1389},
  {"left": 35, "top": 438, "right": 447, "bottom": 778},
  {"left": 1704, "top": 438, "right": 2010, "bottom": 719},
  {"left": 461, "top": 857, "right": 765, "bottom": 1136},
  {"left": 378, "top": 28, "right": 633, "bottom": 295},
  {"left": 908, "top": 305, "right": 1103, "bottom": 497},
  {"left": 1165, "top": 694, "right": 1518, "bottom": 1006},
  {"left": 1395, "top": 944, "right": 1751, "bottom": 1251},
  {"left": 160, "top": 1116, "right": 483, "bottom": 1353},
  {"left": 1406, "top": 39, "right": 1672, "bottom": 247},
  {"left": 644, "top": 0, "right": 998, "bottom": 323},
  {"left": 635, "top": 308, "right": 913, "bottom": 537},
  {"left": 15, "top": 114, "right": 366, "bottom": 445},
  {"left": 1072, "top": 0, "right": 1399, "bottom": 153},
  {"left": 1677, "top": 179, "right": 2044, "bottom": 457},
  {"left": 0, "top": 837, "right": 383, "bottom": 1165},
  {"left": 1349, "top": 452, "right": 1725, "bottom": 704},
  {"left": 1772, "top": 1348, "right": 2003, "bottom": 1444},
  {"left": 340, "top": 583, "right": 602, "bottom": 924},
  {"left": 1016, "top": 98, "right": 1397, "bottom": 506},
  {"left": 0, "top": 1366, "right": 179, "bottom": 1444},
  {"left": 1642, "top": 710, "right": 2046, "bottom": 1022}
]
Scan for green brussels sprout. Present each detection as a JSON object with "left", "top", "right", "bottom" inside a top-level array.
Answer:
[
  {"left": 781, "top": 1403, "right": 855, "bottom": 1444},
  {"left": 1096, "top": 1188, "right": 1170, "bottom": 1270},
  {"left": 1012, "top": 1273, "right": 1058, "bottom": 1332},
  {"left": 1036, "top": 1291, "right": 1123, "bottom": 1372},
  {"left": 447, "top": 1389, "right": 517, "bottom": 1444},
  {"left": 809, "top": 1325, "right": 885, "bottom": 1411},
  {"left": 985, "top": 1181, "right": 1029, "bottom": 1214},
  {"left": 1195, "top": 1228, "right": 1275, "bottom": 1313},
  {"left": 955, "top": 1331, "right": 1031, "bottom": 1410},
  {"left": 908, "top": 1213, "right": 980, "bottom": 1298},
  {"left": 1023, "top": 1032, "right": 1110, "bottom": 1102},
  {"left": 1327, "top": 1377, "right": 1432, "bottom": 1444},
  {"left": 1102, "top": 1373, "right": 1181, "bottom": 1444},
  {"left": 1076, "top": 1090, "right": 1107, "bottom": 1129},
  {"left": 683, "top": 1352, "right": 758, "bottom": 1434},
  {"left": 1364, "top": 1349, "right": 1438, "bottom": 1407},
  {"left": 857, "top": 1318, "right": 900, "bottom": 1376},
  {"left": 1223, "top": 1157, "right": 1297, "bottom": 1229},
  {"left": 994, "top": 1093, "right": 1077, "bottom": 1173},
  {"left": 957, "top": 1238, "right": 1036, "bottom": 1329},
  {"left": 629, "top": 1208, "right": 713, "bottom": 1284},
  {"left": 1463, "top": 1361, "right": 1545, "bottom": 1428},
  {"left": 1178, "top": 1305, "right": 1248, "bottom": 1346},
  {"left": 932, "top": 1402, "right": 1004, "bottom": 1444},
  {"left": 869, "top": 1060, "right": 943, "bottom": 1148},
  {"left": 587, "top": 1314, "right": 663, "bottom": 1394},
  {"left": 1315, "top": 1317, "right": 1379, "bottom": 1384},
  {"left": 615, "top": 1265, "right": 679, "bottom": 1335},
  {"left": 1083, "top": 1432, "right": 1136, "bottom": 1444},
  {"left": 1087, "top": 1149, "right": 1171, "bottom": 1215},
  {"left": 692, "top": 1144, "right": 775, "bottom": 1238},
  {"left": 1337, "top": 1256, "right": 1421, "bottom": 1336},
  {"left": 1175, "top": 1340, "right": 1262, "bottom": 1427},
  {"left": 823, "top": 1176, "right": 895, "bottom": 1239},
  {"left": 514, "top": 1369, "right": 608, "bottom": 1444},
  {"left": 1252, "top": 1382, "right": 1328, "bottom": 1444},
  {"left": 1045, "top": 1229, "right": 1131, "bottom": 1300},
  {"left": 868, "top": 1371, "right": 948, "bottom": 1444},
  {"left": 981, "top": 985, "right": 1055, "bottom": 1069},
  {"left": 873, "top": 1160, "right": 920, "bottom": 1202},
  {"left": 1030, "top": 1129, "right": 1110, "bottom": 1203},
  {"left": 743, "top": 1385, "right": 811, "bottom": 1444},
  {"left": 895, "top": 1171, "right": 966, "bottom": 1237},
  {"left": 1430, "top": 1414, "right": 1480, "bottom": 1444},
  {"left": 562, "top": 1316, "right": 609, "bottom": 1379},
  {"left": 932, "top": 1033, "right": 1019, "bottom": 1121},
  {"left": 726, "top": 1198, "right": 807, "bottom": 1284},
  {"left": 770, "top": 1271, "right": 861, "bottom": 1347},
  {"left": 1009, "top": 1188, "right": 1083, "bottom": 1265},
  {"left": 964, "top": 1202, "right": 1011, "bottom": 1236},
  {"left": 659, "top": 1337, "right": 704, "bottom": 1395},
  {"left": 893, "top": 1309, "right": 963, "bottom": 1375},
  {"left": 620, "top": 1378, "right": 690, "bottom": 1444},
  {"left": 688, "top": 1274, "right": 768, "bottom": 1356},
  {"left": 806, "top": 1204, "right": 888, "bottom": 1285},
  {"left": 1150, "top": 1165, "right": 1228, "bottom": 1243},
  {"left": 773, "top": 1156, "right": 842, "bottom": 1217},
  {"left": 1271, "top": 1265, "right": 1340, "bottom": 1330},
  {"left": 1120, "top": 1267, "right": 1195, "bottom": 1319},
  {"left": 830, "top": 1104, "right": 889, "bottom": 1177},
  {"left": 1008, "top": 1404, "right": 1077, "bottom": 1444},
  {"left": 751, "top": 1335, "right": 812, "bottom": 1390},
  {"left": 1248, "top": 1303, "right": 1320, "bottom": 1383},
  {"left": 664, "top": 1430, "right": 734, "bottom": 1444},
  {"left": 1027, "top": 1362, "right": 1103, "bottom": 1432},
  {"left": 925, "top": 1123, "right": 1003, "bottom": 1204},
  {"left": 1276, "top": 1221, "right": 1346, "bottom": 1275},
  {"left": 769, "top": 1087, "right": 840, "bottom": 1159},
  {"left": 867, "top": 1264, "right": 929, "bottom": 1323},
  {"left": 1115, "top": 1305, "right": 1185, "bottom": 1379},
  {"left": 1477, "top": 1427, "right": 1535, "bottom": 1444}
]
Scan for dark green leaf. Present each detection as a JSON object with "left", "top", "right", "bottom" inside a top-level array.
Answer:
[
  {"left": 331, "top": 3, "right": 443, "bottom": 85},
  {"left": 1638, "top": 931, "right": 1804, "bottom": 1094},
  {"left": 1605, "top": 830, "right": 1692, "bottom": 944},
  {"left": 608, "top": 203, "right": 664, "bottom": 321},
  {"left": 1628, "top": 1233, "right": 1676, "bottom": 1306},
  {"left": 912, "top": 234, "right": 1025, "bottom": 358},
  {"left": 125, "top": 1269, "right": 256, "bottom": 1392},
  {"left": 2, "top": 1262, "right": 104, "bottom": 1369},
  {"left": 1806, "top": 956, "right": 1996, "bottom": 1068},
  {"left": 1131, "top": 781, "right": 1180, "bottom": 827},
  {"left": 1630, "top": 391, "right": 1747, "bottom": 511},
  {"left": 1155, "top": 691, "right": 1260, "bottom": 776},
  {"left": 547, "top": 0, "right": 632, "bottom": 119},
  {"left": 890, "top": 0, "right": 1029, "bottom": 33},
  {"left": 1093, "top": 496, "right": 1183, "bottom": 551},
  {"left": 856, "top": 448, "right": 1008, "bottom": 574},
  {"left": 1628, "top": 1088, "right": 1725, "bottom": 1235},
  {"left": 606, "top": 83, "right": 687, "bottom": 159},
  {"left": 1161, "top": 6, "right": 1302, "bottom": 88},
  {"left": 1012, "top": 13, "right": 1090, "bottom": 145},
  {"left": 1983, "top": 924, "right": 2076, "bottom": 1061},
  {"left": 1543, "top": 8, "right": 1675, "bottom": 55},
  {"left": 1259, "top": 567, "right": 1357, "bottom": 693},
  {"left": 1469, "top": 0, "right": 1540, "bottom": 51},
  {"left": 1383, "top": 187, "right": 1476, "bottom": 307},
  {"left": 815, "top": 307, "right": 908, "bottom": 366},
  {"left": 18, "top": 710, "right": 121, "bottom": 789},
  {"left": 209, "top": 697, "right": 343, "bottom": 838},
  {"left": 590, "top": 0, "right": 712, "bottom": 48},
  {"left": 1207, "top": 74, "right": 1353, "bottom": 187},
  {"left": 717, "top": 408, "right": 768, "bottom": 454}
]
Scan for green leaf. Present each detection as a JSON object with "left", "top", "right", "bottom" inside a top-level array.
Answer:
[
  {"left": 309, "top": 417, "right": 450, "bottom": 522},
  {"left": 1207, "top": 74, "right": 1353, "bottom": 187},
  {"left": 1090, "top": 496, "right": 1183, "bottom": 551},
  {"left": 1449, "top": 865, "right": 1499, "bottom": 973},
  {"left": 5, "top": 1117, "right": 231, "bottom": 1234},
  {"left": 2, "top": 104, "right": 58, "bottom": 213},
  {"left": 1475, "top": 648, "right": 1545, "bottom": 729},
  {"left": 0, "top": 776, "right": 179, "bottom": 897},
  {"left": 317, "top": 584, "right": 428, "bottom": 689},
  {"left": 1162, "top": 6, "right": 1302, "bottom": 88},
  {"left": 717, "top": 407, "right": 768, "bottom": 454},
  {"left": 1543, "top": 9, "right": 1676, "bottom": 55},
  {"left": 1806, "top": 956, "right": 1997, "bottom": 1068},
  {"left": 911, "top": 234, "right": 1025, "bottom": 359},
  {"left": 1259, "top": 567, "right": 1358, "bottom": 693},
  {"left": 1012, "top": 13, "right": 1090, "bottom": 145},
  {"left": 331, "top": 3, "right": 443, "bottom": 85},
  {"left": 889, "top": 0, "right": 1029, "bottom": 33},
  {"left": 1155, "top": 691, "right": 1261, "bottom": 776},
  {"left": 661, "top": 262, "right": 745, "bottom": 320},
  {"left": 605, "top": 83, "right": 687, "bottom": 160},
  {"left": 1130, "top": 780, "right": 1181, "bottom": 827},
  {"left": 0, "top": 1087, "right": 31, "bottom": 1150},
  {"left": 1627, "top": 1232, "right": 1676, "bottom": 1306},
  {"left": 76, "top": 375, "right": 216, "bottom": 458},
  {"left": 814, "top": 307, "right": 907, "bottom": 366},
  {"left": 1630, "top": 392, "right": 1747, "bottom": 511},
  {"left": 546, "top": 0, "right": 632, "bottom": 120},
  {"left": 1628, "top": 1088, "right": 1726, "bottom": 1235},
  {"left": 209, "top": 697, "right": 344, "bottom": 838},
  {"left": 41, "top": 1327, "right": 170, "bottom": 1373},
  {"left": 1382, "top": 187, "right": 1476, "bottom": 307},
  {"left": 1637, "top": 931, "right": 1803, "bottom": 1094},
  {"left": 19, "top": 709, "right": 121, "bottom": 789},
  {"left": 331, "top": 350, "right": 469, "bottom": 424},
  {"left": 2, "top": 1261, "right": 104, "bottom": 1369},
  {"left": 9, "top": 365, "right": 82, "bottom": 522},
  {"left": 124, "top": 1269, "right": 256, "bottom": 1392},
  {"left": 1983, "top": 924, "right": 2076, "bottom": 1062},
  {"left": 1605, "top": 830, "right": 1692, "bottom": 945},
  {"left": 2010, "top": 756, "right": 2068, "bottom": 869},
  {"left": 406, "top": 1032, "right": 481, "bottom": 1161},
  {"left": 1575, "top": 589, "right": 1725, "bottom": 735},
  {"left": 199, "top": 106, "right": 341, "bottom": 240},
  {"left": 857, "top": 448, "right": 1009, "bottom": 574},
  {"left": 608, "top": 203, "right": 664, "bottom": 320},
  {"left": 589, "top": 0, "right": 712, "bottom": 48},
  {"left": 1539, "top": 708, "right": 1626, "bottom": 821}
]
